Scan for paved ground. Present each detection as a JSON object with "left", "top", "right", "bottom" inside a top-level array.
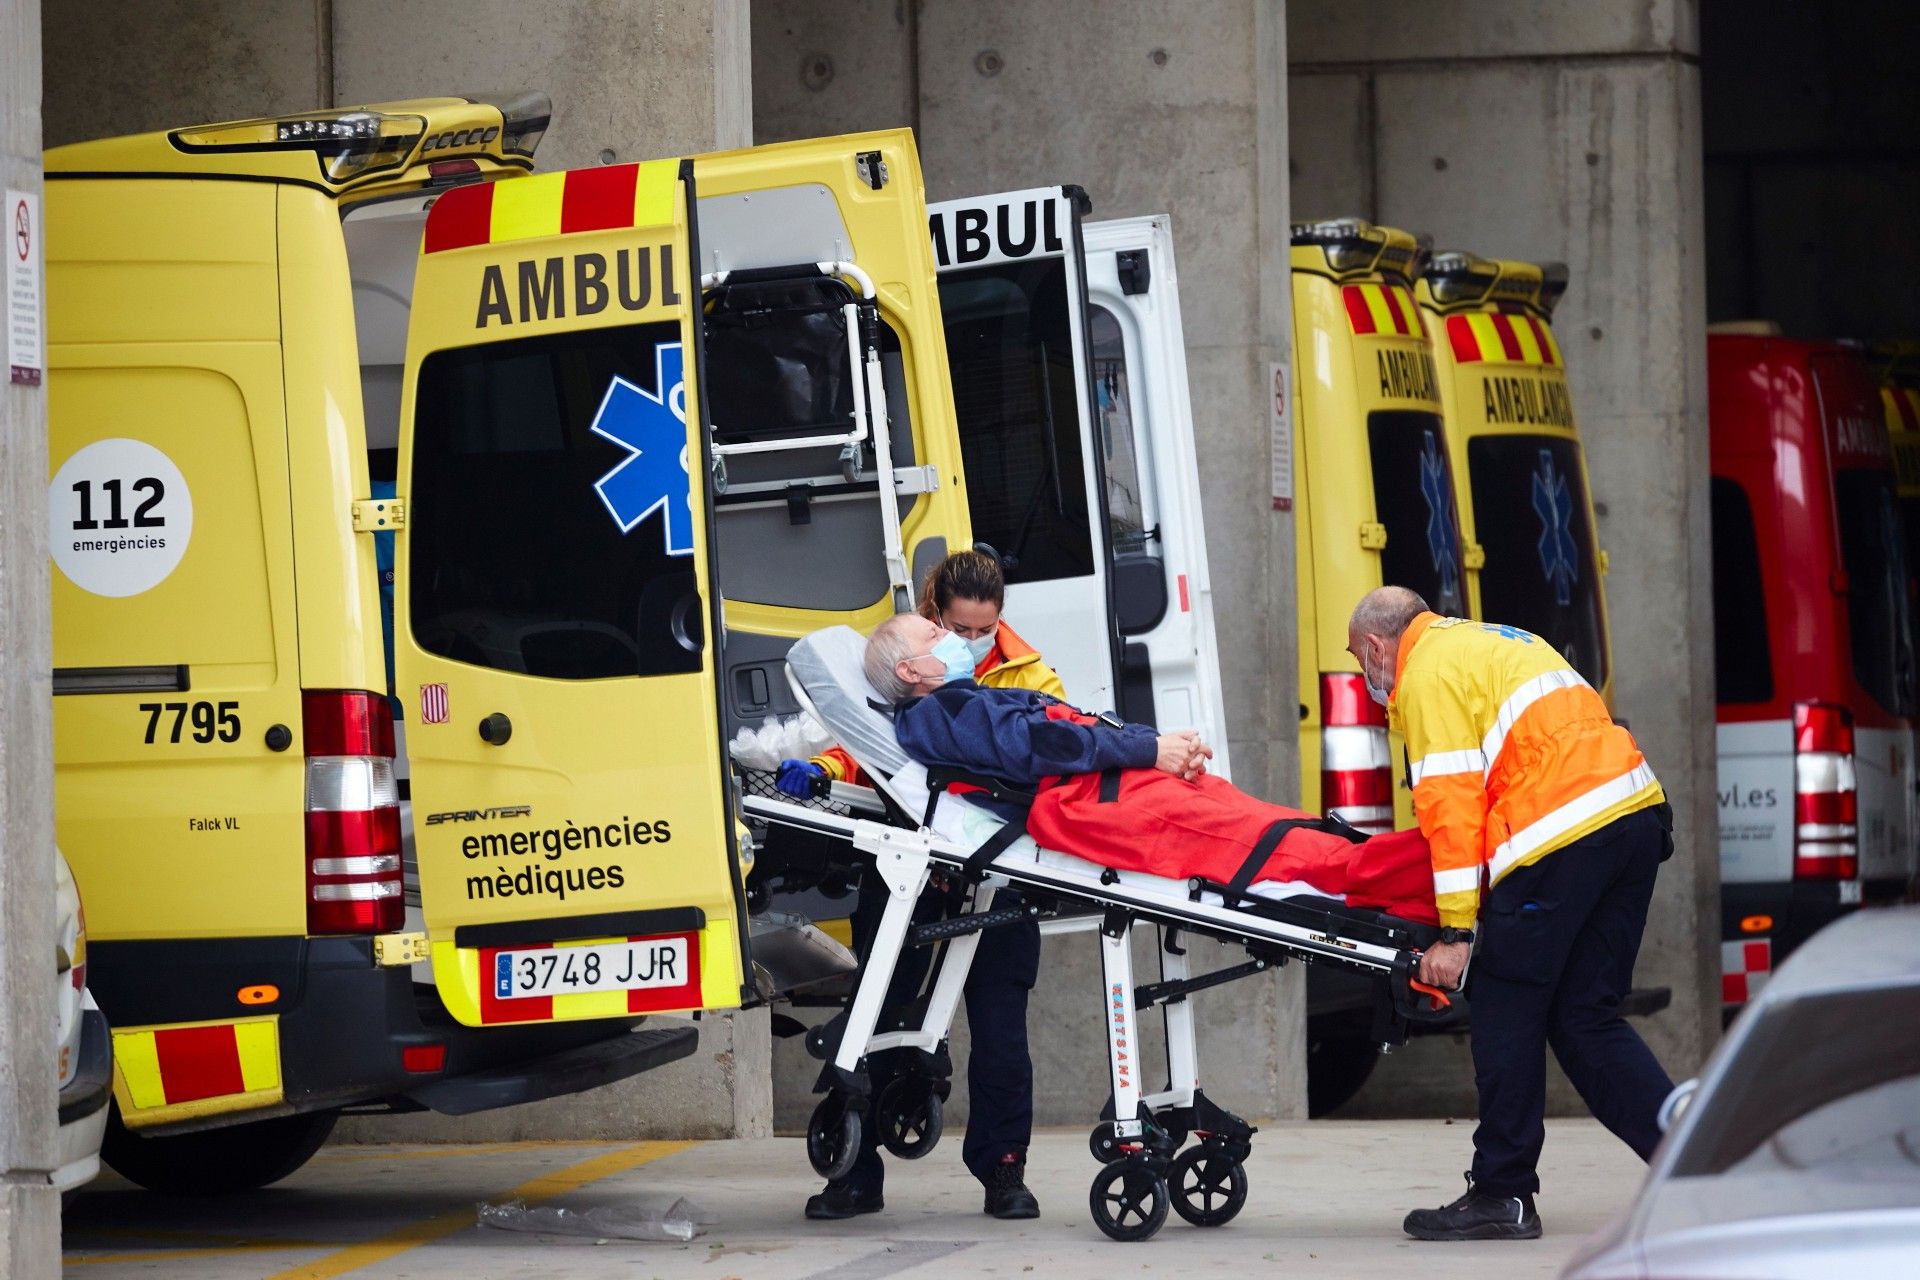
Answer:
[{"left": 62, "top": 1120, "right": 1643, "bottom": 1278}]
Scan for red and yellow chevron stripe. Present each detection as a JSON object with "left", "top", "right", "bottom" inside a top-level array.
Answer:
[
  {"left": 1342, "top": 282, "right": 1424, "bottom": 337},
  {"left": 1884, "top": 385, "right": 1920, "bottom": 435},
  {"left": 423, "top": 158, "right": 679, "bottom": 254},
  {"left": 113, "top": 1016, "right": 281, "bottom": 1128},
  {"left": 1445, "top": 311, "right": 1562, "bottom": 366}
]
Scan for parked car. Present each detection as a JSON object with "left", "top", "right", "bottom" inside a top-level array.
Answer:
[
  {"left": 1562, "top": 906, "right": 1920, "bottom": 1280},
  {"left": 56, "top": 851, "right": 111, "bottom": 1195}
]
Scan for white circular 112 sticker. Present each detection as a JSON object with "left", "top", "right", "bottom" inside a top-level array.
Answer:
[{"left": 49, "top": 438, "right": 194, "bottom": 598}]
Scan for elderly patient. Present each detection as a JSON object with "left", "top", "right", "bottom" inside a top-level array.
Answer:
[{"left": 865, "top": 613, "right": 1437, "bottom": 923}]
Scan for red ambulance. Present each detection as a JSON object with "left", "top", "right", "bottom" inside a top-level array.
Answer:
[{"left": 1709, "top": 325, "right": 1918, "bottom": 1015}]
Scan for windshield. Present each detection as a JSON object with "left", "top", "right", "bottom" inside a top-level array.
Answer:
[
  {"left": 940, "top": 259, "right": 1093, "bottom": 585},
  {"left": 1367, "top": 411, "right": 1466, "bottom": 616},
  {"left": 1833, "top": 468, "right": 1917, "bottom": 717},
  {"left": 1467, "top": 435, "right": 1609, "bottom": 689},
  {"left": 1646, "top": 984, "right": 1920, "bottom": 1235}
]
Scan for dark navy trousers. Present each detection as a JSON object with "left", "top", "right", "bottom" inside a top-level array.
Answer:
[
  {"left": 1468, "top": 805, "right": 1675, "bottom": 1198},
  {"left": 841, "top": 881, "right": 1040, "bottom": 1192}
]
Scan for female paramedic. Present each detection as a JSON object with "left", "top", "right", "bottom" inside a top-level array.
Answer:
[{"left": 780, "top": 549, "right": 1060, "bottom": 1222}]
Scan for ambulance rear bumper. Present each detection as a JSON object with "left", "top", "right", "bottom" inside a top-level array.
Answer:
[{"left": 89, "top": 935, "right": 692, "bottom": 1129}]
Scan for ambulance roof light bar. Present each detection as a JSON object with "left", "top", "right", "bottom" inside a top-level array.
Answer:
[
  {"left": 1291, "top": 217, "right": 1388, "bottom": 273},
  {"left": 167, "top": 91, "right": 550, "bottom": 185},
  {"left": 1422, "top": 251, "right": 1501, "bottom": 307},
  {"left": 1538, "top": 262, "right": 1570, "bottom": 318}
]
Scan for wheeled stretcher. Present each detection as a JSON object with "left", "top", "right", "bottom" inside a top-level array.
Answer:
[{"left": 743, "top": 627, "right": 1463, "bottom": 1241}]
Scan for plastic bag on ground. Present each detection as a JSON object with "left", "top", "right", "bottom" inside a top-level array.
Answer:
[{"left": 476, "top": 1195, "right": 715, "bottom": 1242}]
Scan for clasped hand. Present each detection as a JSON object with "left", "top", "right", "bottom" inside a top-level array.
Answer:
[{"left": 1154, "top": 730, "right": 1213, "bottom": 781}]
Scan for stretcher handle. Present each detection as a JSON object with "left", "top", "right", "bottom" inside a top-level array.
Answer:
[{"left": 1408, "top": 977, "right": 1453, "bottom": 1010}]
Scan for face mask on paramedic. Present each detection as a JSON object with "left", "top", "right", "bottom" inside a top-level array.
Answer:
[
  {"left": 944, "top": 619, "right": 998, "bottom": 666},
  {"left": 1362, "top": 640, "right": 1393, "bottom": 707}
]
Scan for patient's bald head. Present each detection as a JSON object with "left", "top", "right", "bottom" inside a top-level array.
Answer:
[{"left": 866, "top": 613, "right": 951, "bottom": 703}]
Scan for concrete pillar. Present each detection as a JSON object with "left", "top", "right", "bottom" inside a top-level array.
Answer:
[
  {"left": 756, "top": 0, "right": 1308, "bottom": 1128},
  {"left": 1, "top": 0, "right": 60, "bottom": 1271},
  {"left": 39, "top": 0, "right": 768, "bottom": 1143},
  {"left": 1290, "top": 0, "right": 1721, "bottom": 1114}
]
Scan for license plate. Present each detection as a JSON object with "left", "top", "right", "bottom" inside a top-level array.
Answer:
[{"left": 493, "top": 935, "right": 691, "bottom": 1000}]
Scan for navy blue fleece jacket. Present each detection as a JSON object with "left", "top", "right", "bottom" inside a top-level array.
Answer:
[{"left": 893, "top": 680, "right": 1159, "bottom": 786}]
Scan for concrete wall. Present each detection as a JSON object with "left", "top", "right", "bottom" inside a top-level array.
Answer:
[
  {"left": 2, "top": 0, "right": 59, "bottom": 1269},
  {"left": 755, "top": 0, "right": 1308, "bottom": 1130},
  {"left": 37, "top": 0, "right": 768, "bottom": 1144},
  {"left": 1290, "top": 0, "right": 1722, "bottom": 1115},
  {"left": 1700, "top": 0, "right": 1920, "bottom": 340}
]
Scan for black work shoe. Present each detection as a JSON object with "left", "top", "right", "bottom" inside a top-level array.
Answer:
[
  {"left": 982, "top": 1154, "right": 1041, "bottom": 1219},
  {"left": 804, "top": 1181, "right": 883, "bottom": 1220},
  {"left": 1403, "top": 1173, "right": 1541, "bottom": 1241}
]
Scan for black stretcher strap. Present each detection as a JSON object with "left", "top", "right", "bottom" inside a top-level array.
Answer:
[
  {"left": 1097, "top": 767, "right": 1122, "bottom": 803},
  {"left": 1228, "top": 818, "right": 1316, "bottom": 900}
]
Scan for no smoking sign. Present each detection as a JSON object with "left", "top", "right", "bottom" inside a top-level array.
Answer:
[{"left": 6, "top": 189, "right": 42, "bottom": 386}]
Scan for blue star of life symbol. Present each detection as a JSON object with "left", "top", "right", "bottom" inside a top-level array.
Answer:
[
  {"left": 1531, "top": 448, "right": 1579, "bottom": 607},
  {"left": 1419, "top": 430, "right": 1462, "bottom": 609},
  {"left": 1481, "top": 623, "right": 1535, "bottom": 643},
  {"left": 590, "top": 342, "right": 694, "bottom": 557}
]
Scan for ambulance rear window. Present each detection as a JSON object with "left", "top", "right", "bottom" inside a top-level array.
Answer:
[
  {"left": 1710, "top": 477, "right": 1773, "bottom": 704},
  {"left": 1833, "top": 467, "right": 1917, "bottom": 717},
  {"left": 941, "top": 259, "right": 1093, "bottom": 584},
  {"left": 408, "top": 322, "right": 702, "bottom": 681},
  {"left": 1367, "top": 411, "right": 1466, "bottom": 617},
  {"left": 1467, "top": 435, "right": 1609, "bottom": 690}
]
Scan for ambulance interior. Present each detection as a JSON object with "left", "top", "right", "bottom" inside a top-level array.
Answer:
[{"left": 341, "top": 184, "right": 925, "bottom": 919}]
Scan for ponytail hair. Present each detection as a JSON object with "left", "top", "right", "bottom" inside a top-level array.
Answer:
[{"left": 917, "top": 548, "right": 1007, "bottom": 622}]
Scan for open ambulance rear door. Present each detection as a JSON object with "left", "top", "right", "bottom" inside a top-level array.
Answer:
[
  {"left": 929, "top": 187, "right": 1120, "bottom": 710},
  {"left": 1083, "top": 215, "right": 1233, "bottom": 775},
  {"left": 396, "top": 160, "right": 748, "bottom": 1026}
]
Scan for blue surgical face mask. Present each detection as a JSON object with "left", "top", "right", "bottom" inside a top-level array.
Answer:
[
  {"left": 1364, "top": 650, "right": 1392, "bottom": 707},
  {"left": 961, "top": 626, "right": 998, "bottom": 666},
  {"left": 929, "top": 631, "right": 977, "bottom": 683}
]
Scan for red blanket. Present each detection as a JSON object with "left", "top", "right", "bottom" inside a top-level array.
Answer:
[{"left": 1023, "top": 769, "right": 1437, "bottom": 925}]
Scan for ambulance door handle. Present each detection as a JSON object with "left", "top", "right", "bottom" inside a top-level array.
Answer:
[{"left": 479, "top": 713, "right": 513, "bottom": 746}]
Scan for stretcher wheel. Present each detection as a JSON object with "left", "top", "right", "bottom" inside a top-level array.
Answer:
[
  {"left": 875, "top": 1077, "right": 943, "bottom": 1159},
  {"left": 806, "top": 1096, "right": 862, "bottom": 1180},
  {"left": 1168, "top": 1144, "right": 1248, "bottom": 1227},
  {"left": 1088, "top": 1160, "right": 1170, "bottom": 1243},
  {"left": 1088, "top": 1121, "right": 1125, "bottom": 1163}
]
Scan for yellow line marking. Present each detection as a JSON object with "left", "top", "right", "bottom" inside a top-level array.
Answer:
[
  {"left": 68, "top": 1242, "right": 329, "bottom": 1266},
  {"left": 69, "top": 1227, "right": 334, "bottom": 1249},
  {"left": 313, "top": 1140, "right": 587, "bottom": 1163},
  {"left": 262, "top": 1139, "right": 695, "bottom": 1280}
]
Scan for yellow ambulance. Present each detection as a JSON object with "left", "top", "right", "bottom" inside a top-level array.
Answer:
[
  {"left": 1290, "top": 219, "right": 1472, "bottom": 834},
  {"left": 46, "top": 95, "right": 967, "bottom": 1192},
  {"left": 1415, "top": 254, "right": 1613, "bottom": 701}
]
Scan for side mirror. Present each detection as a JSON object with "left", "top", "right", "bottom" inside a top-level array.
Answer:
[{"left": 1657, "top": 1078, "right": 1700, "bottom": 1133}]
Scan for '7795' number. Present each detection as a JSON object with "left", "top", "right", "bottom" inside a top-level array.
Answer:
[{"left": 140, "top": 701, "right": 241, "bottom": 745}]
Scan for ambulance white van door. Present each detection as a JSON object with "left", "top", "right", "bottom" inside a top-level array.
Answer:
[
  {"left": 1082, "top": 215, "right": 1233, "bottom": 779},
  {"left": 930, "top": 187, "right": 1120, "bottom": 710}
]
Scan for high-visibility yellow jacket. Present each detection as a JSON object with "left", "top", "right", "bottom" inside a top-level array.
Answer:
[{"left": 1388, "top": 613, "right": 1662, "bottom": 928}]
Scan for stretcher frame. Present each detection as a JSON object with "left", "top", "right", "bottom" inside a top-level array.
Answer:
[{"left": 743, "top": 640, "right": 1461, "bottom": 1240}]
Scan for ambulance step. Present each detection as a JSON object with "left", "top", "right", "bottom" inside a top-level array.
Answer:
[{"left": 402, "top": 1022, "right": 698, "bottom": 1116}]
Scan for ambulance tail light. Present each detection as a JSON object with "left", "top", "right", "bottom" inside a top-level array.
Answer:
[
  {"left": 303, "top": 691, "right": 403, "bottom": 935},
  {"left": 1321, "top": 674, "right": 1393, "bottom": 835},
  {"left": 1793, "top": 701, "right": 1859, "bottom": 882}
]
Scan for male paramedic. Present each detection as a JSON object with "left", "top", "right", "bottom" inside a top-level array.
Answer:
[{"left": 1347, "top": 586, "right": 1674, "bottom": 1242}]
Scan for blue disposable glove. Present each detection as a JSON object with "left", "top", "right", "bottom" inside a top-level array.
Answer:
[{"left": 776, "top": 758, "right": 825, "bottom": 799}]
